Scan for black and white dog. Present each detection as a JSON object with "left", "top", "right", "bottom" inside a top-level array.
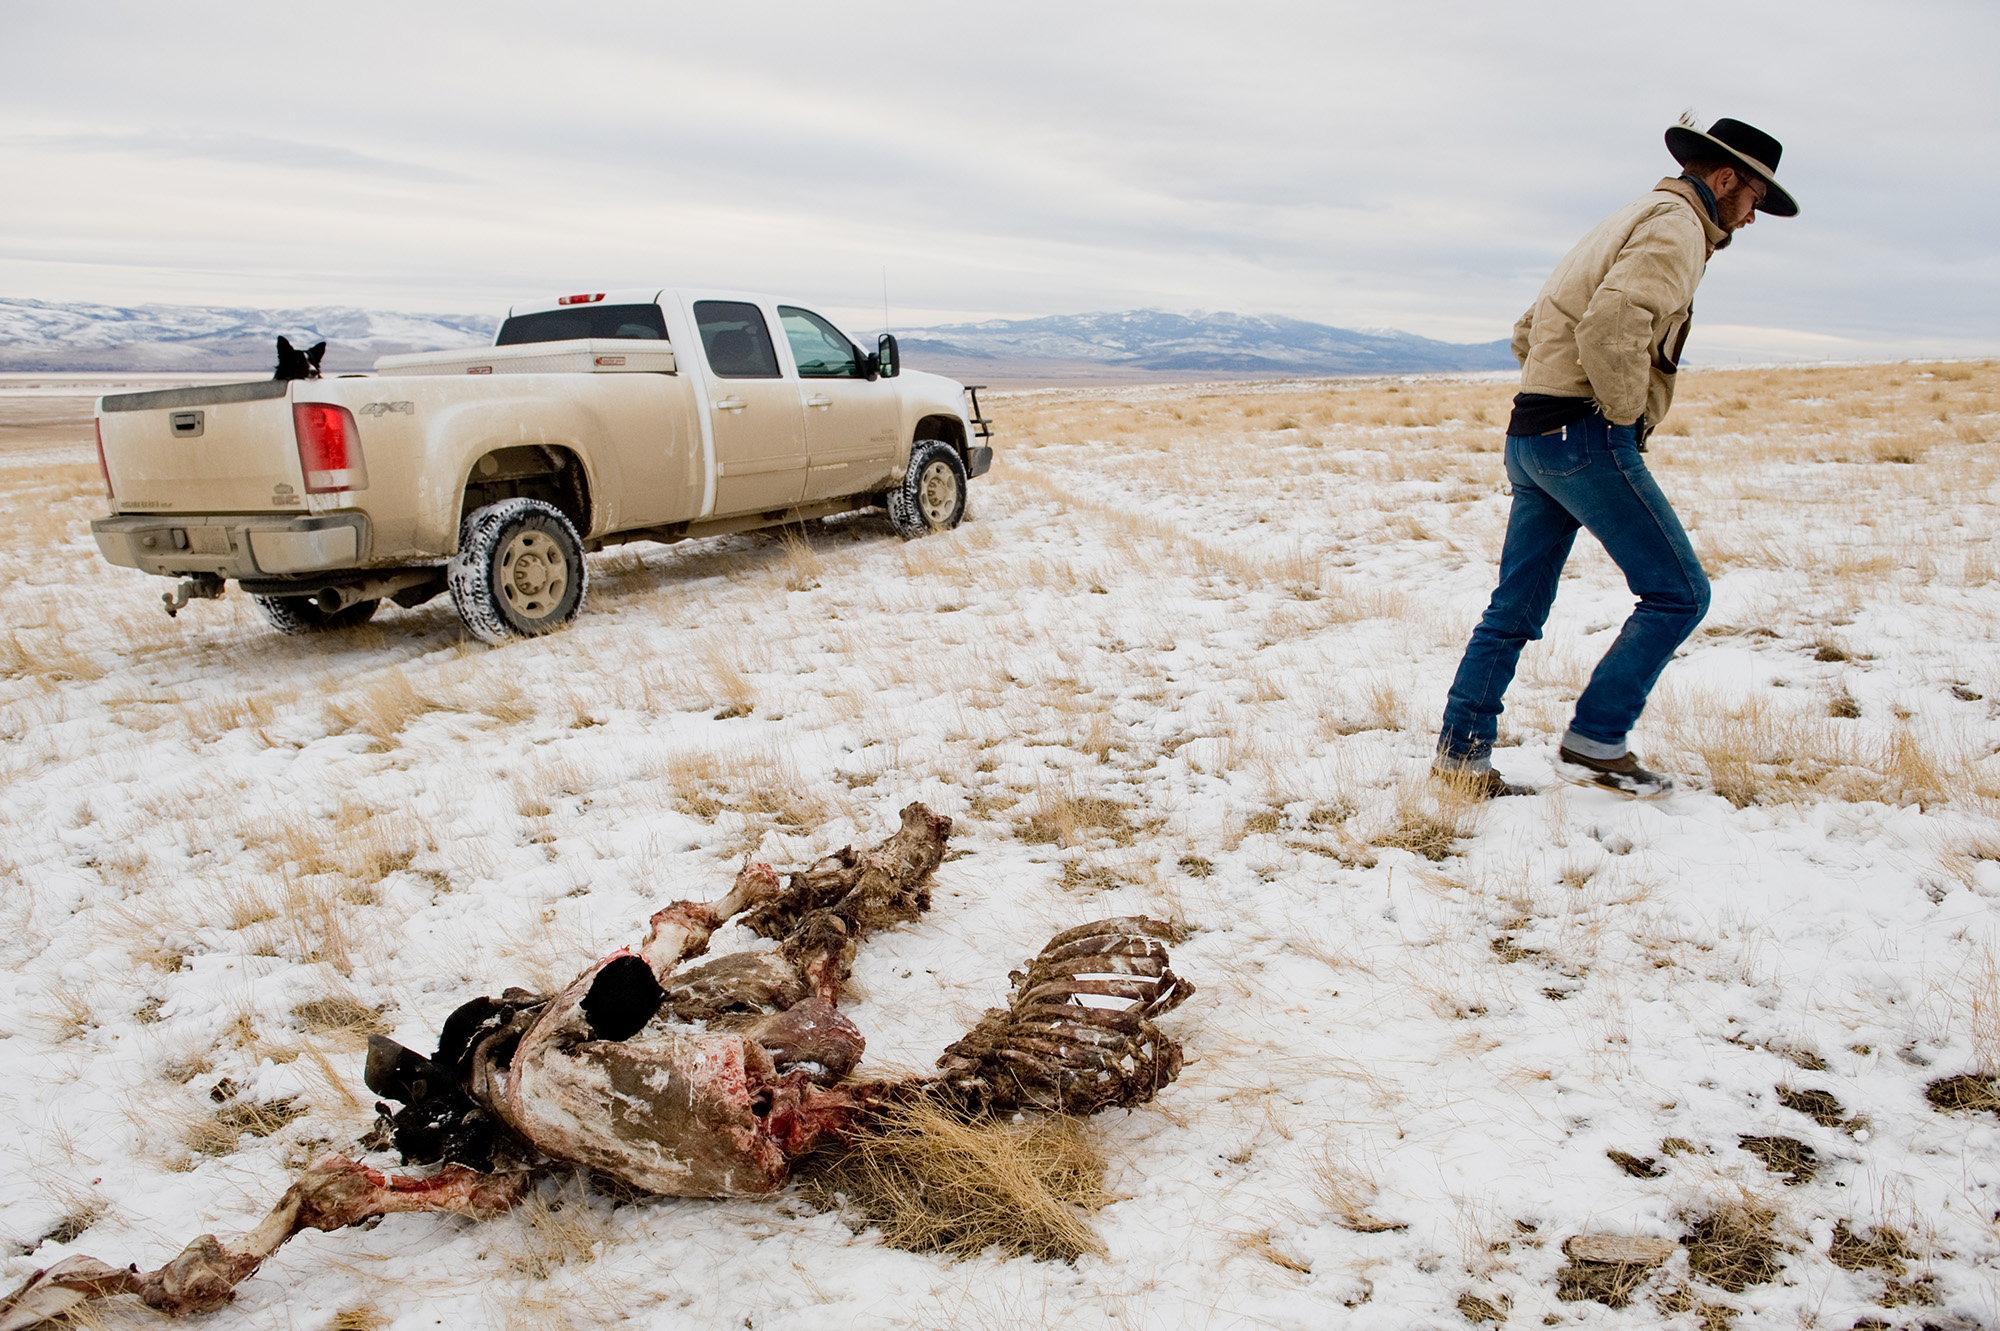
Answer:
[{"left": 273, "top": 335, "right": 327, "bottom": 381}]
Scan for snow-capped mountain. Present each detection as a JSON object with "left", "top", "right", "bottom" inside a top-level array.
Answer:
[
  {"left": 0, "top": 297, "right": 497, "bottom": 372},
  {"left": 885, "top": 309, "right": 1516, "bottom": 376},
  {"left": 0, "top": 298, "right": 1512, "bottom": 377}
]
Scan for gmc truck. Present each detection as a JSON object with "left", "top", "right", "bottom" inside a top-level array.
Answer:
[{"left": 90, "top": 288, "right": 994, "bottom": 643}]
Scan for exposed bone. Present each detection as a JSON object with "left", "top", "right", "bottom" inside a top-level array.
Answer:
[
  {"left": 0, "top": 1158, "right": 531, "bottom": 1330},
  {"left": 483, "top": 804, "right": 955, "bottom": 1196},
  {"left": 2, "top": 805, "right": 1195, "bottom": 1325},
  {"left": 638, "top": 860, "right": 783, "bottom": 982},
  {"left": 662, "top": 950, "right": 809, "bottom": 1024},
  {"left": 742, "top": 802, "right": 951, "bottom": 948},
  {"left": 934, "top": 916, "right": 1194, "bottom": 1115}
]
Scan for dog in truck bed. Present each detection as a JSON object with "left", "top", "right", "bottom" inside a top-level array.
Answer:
[{"left": 273, "top": 335, "right": 325, "bottom": 381}]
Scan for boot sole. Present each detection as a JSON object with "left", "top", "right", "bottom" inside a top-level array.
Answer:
[{"left": 1554, "top": 760, "right": 1673, "bottom": 800}]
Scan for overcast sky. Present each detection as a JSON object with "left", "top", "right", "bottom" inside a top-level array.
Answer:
[{"left": 3, "top": 0, "right": 1995, "bottom": 362}]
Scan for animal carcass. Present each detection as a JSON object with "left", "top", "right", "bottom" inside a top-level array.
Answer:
[{"left": 0, "top": 803, "right": 1191, "bottom": 1326}]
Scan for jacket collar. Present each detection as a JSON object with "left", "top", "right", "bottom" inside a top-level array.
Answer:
[{"left": 1654, "top": 176, "right": 1728, "bottom": 255}]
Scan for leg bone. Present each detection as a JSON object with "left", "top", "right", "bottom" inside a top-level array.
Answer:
[{"left": 0, "top": 1157, "right": 533, "bottom": 1327}]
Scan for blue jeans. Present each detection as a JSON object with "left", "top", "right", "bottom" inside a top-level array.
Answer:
[{"left": 1438, "top": 412, "right": 1710, "bottom": 767}]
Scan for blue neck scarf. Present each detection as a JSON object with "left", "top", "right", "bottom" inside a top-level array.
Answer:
[{"left": 1680, "top": 172, "right": 1722, "bottom": 227}]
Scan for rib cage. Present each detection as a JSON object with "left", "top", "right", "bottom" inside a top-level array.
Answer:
[{"left": 934, "top": 916, "right": 1195, "bottom": 1115}]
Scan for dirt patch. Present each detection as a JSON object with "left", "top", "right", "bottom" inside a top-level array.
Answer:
[
  {"left": 1924, "top": 1073, "right": 2000, "bottom": 1114},
  {"left": 1683, "top": 1201, "right": 1783, "bottom": 1292},
  {"left": 1738, "top": 1134, "right": 1817, "bottom": 1185}
]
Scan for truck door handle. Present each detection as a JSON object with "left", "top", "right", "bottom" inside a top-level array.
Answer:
[
  {"left": 804, "top": 395, "right": 832, "bottom": 408},
  {"left": 715, "top": 397, "right": 747, "bottom": 412}
]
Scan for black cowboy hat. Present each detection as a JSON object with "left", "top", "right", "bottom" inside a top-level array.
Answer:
[{"left": 1665, "top": 117, "right": 1798, "bottom": 217}]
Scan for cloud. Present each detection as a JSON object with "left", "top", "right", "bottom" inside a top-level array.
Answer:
[
  {"left": 0, "top": 0, "right": 1995, "bottom": 355},
  {"left": 5, "top": 129, "right": 464, "bottom": 184}
]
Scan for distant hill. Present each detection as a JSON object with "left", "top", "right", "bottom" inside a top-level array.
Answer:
[
  {"left": 0, "top": 297, "right": 495, "bottom": 372},
  {"left": 0, "top": 297, "right": 1512, "bottom": 380},
  {"left": 884, "top": 310, "right": 1516, "bottom": 381}
]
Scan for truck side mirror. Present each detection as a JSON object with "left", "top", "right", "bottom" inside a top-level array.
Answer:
[{"left": 876, "top": 333, "right": 900, "bottom": 379}]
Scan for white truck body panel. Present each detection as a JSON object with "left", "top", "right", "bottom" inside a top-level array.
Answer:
[{"left": 91, "top": 288, "right": 991, "bottom": 609}]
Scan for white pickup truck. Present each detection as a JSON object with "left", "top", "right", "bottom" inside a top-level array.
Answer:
[{"left": 90, "top": 288, "right": 994, "bottom": 642}]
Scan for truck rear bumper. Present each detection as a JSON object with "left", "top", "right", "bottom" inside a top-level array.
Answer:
[{"left": 92, "top": 513, "right": 372, "bottom": 579}]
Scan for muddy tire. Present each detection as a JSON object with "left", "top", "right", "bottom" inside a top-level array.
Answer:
[
  {"left": 449, "top": 498, "right": 587, "bottom": 645},
  {"left": 253, "top": 594, "right": 380, "bottom": 635},
  {"left": 887, "top": 440, "right": 968, "bottom": 539}
]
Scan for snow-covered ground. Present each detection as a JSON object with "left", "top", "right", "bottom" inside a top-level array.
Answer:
[{"left": 1, "top": 364, "right": 1997, "bottom": 1329}]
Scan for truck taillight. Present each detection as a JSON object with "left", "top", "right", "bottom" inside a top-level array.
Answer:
[
  {"left": 557, "top": 293, "right": 606, "bottom": 306},
  {"left": 95, "top": 418, "right": 114, "bottom": 500},
  {"left": 293, "top": 402, "right": 368, "bottom": 493}
]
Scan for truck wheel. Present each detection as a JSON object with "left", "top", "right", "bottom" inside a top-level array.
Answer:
[
  {"left": 888, "top": 440, "right": 968, "bottom": 539},
  {"left": 449, "top": 498, "right": 587, "bottom": 645},
  {"left": 253, "top": 594, "right": 380, "bottom": 635}
]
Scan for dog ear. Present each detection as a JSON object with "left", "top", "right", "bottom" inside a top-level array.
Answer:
[
  {"left": 277, "top": 335, "right": 296, "bottom": 354},
  {"left": 307, "top": 342, "right": 327, "bottom": 365}
]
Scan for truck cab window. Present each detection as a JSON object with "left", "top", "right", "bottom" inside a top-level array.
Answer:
[
  {"left": 495, "top": 303, "right": 669, "bottom": 345},
  {"left": 694, "top": 302, "right": 782, "bottom": 379},
  {"left": 778, "top": 306, "right": 861, "bottom": 378}
]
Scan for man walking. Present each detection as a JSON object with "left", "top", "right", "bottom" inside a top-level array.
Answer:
[{"left": 1435, "top": 116, "right": 1797, "bottom": 797}]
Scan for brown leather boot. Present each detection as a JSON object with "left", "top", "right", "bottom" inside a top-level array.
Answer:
[
  {"left": 1556, "top": 746, "right": 1673, "bottom": 797},
  {"left": 1431, "top": 759, "right": 1533, "bottom": 799}
]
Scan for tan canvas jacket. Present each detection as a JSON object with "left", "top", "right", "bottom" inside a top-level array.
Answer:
[{"left": 1512, "top": 177, "right": 1728, "bottom": 431}]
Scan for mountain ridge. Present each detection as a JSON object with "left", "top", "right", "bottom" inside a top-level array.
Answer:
[
  {"left": 878, "top": 309, "right": 1514, "bottom": 377},
  {"left": 0, "top": 297, "right": 496, "bottom": 372},
  {"left": 0, "top": 297, "right": 1513, "bottom": 377}
]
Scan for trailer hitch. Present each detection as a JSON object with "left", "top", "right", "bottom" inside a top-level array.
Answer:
[{"left": 162, "top": 573, "right": 225, "bottom": 618}]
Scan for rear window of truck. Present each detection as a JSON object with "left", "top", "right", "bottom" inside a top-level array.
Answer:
[
  {"left": 495, "top": 304, "right": 669, "bottom": 345},
  {"left": 693, "top": 301, "right": 782, "bottom": 379}
]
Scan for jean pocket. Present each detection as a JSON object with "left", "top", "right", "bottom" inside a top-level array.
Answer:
[{"left": 1525, "top": 428, "right": 1589, "bottom": 477}]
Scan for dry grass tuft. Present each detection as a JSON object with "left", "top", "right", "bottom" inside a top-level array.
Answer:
[
  {"left": 186, "top": 1097, "right": 304, "bottom": 1157},
  {"left": 327, "top": 1306, "right": 393, "bottom": 1331},
  {"left": 1556, "top": 1254, "right": 1657, "bottom": 1308},
  {"left": 498, "top": 1177, "right": 614, "bottom": 1280},
  {"left": 1828, "top": 1220, "right": 1913, "bottom": 1276},
  {"left": 1312, "top": 1147, "right": 1407, "bottom": 1233},
  {"left": 1923, "top": 1072, "right": 2000, "bottom": 1114},
  {"left": 777, "top": 525, "right": 825, "bottom": 591},
  {"left": 1372, "top": 775, "right": 1483, "bottom": 861},
  {"left": 1773, "top": 1085, "right": 1845, "bottom": 1128},
  {"left": 801, "top": 1095, "right": 1108, "bottom": 1263},
  {"left": 1456, "top": 1292, "right": 1508, "bottom": 1324},
  {"left": 1681, "top": 1195, "right": 1783, "bottom": 1292},
  {"left": 292, "top": 994, "right": 390, "bottom": 1037},
  {"left": 1015, "top": 787, "right": 1137, "bottom": 848},
  {"left": 1737, "top": 1134, "right": 1817, "bottom": 1185},
  {"left": 37, "top": 1184, "right": 107, "bottom": 1246},
  {"left": 325, "top": 670, "right": 449, "bottom": 743}
]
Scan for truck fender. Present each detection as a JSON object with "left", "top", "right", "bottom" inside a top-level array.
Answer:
[{"left": 418, "top": 398, "right": 614, "bottom": 549}]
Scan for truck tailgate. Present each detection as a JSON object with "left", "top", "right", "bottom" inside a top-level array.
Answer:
[{"left": 99, "top": 380, "right": 307, "bottom": 514}]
